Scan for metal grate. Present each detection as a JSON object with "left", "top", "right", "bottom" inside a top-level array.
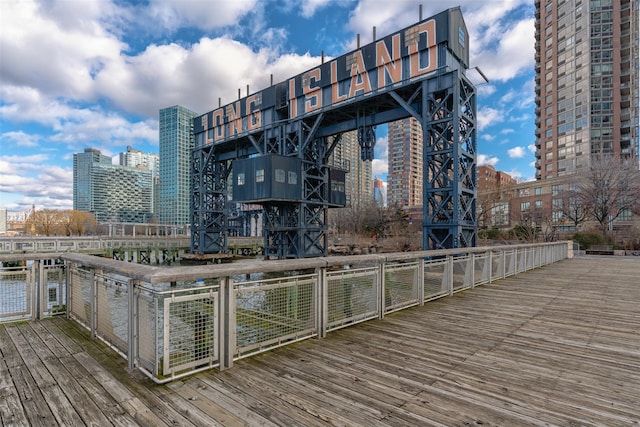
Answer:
[
  {"left": 424, "top": 259, "right": 448, "bottom": 300},
  {"left": 236, "top": 274, "right": 316, "bottom": 358},
  {"left": 69, "top": 266, "right": 92, "bottom": 327},
  {"left": 95, "top": 273, "right": 129, "bottom": 354},
  {"left": 384, "top": 262, "right": 420, "bottom": 313},
  {"left": 163, "top": 290, "right": 219, "bottom": 376},
  {"left": 0, "top": 265, "right": 32, "bottom": 322},
  {"left": 452, "top": 256, "right": 471, "bottom": 292},
  {"left": 137, "top": 289, "right": 160, "bottom": 375},
  {"left": 473, "top": 253, "right": 489, "bottom": 286},
  {"left": 326, "top": 267, "right": 378, "bottom": 332}
]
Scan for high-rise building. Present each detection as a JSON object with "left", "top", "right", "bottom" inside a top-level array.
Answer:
[
  {"left": 73, "top": 148, "right": 153, "bottom": 222},
  {"left": 158, "top": 105, "right": 198, "bottom": 226},
  {"left": 119, "top": 146, "right": 159, "bottom": 217},
  {"left": 73, "top": 148, "right": 113, "bottom": 214},
  {"left": 373, "top": 177, "right": 385, "bottom": 207},
  {"left": 120, "top": 146, "right": 159, "bottom": 175},
  {"left": 534, "top": 0, "right": 639, "bottom": 180},
  {"left": 387, "top": 117, "right": 424, "bottom": 207},
  {"left": 328, "top": 130, "right": 373, "bottom": 207}
]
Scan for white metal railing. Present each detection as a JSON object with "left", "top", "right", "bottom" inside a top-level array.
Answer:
[
  {"left": 0, "top": 241, "right": 572, "bottom": 383},
  {"left": 0, "top": 236, "right": 190, "bottom": 254}
]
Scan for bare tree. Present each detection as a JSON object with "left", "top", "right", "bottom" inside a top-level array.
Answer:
[
  {"left": 24, "top": 209, "right": 63, "bottom": 236},
  {"left": 66, "top": 210, "right": 97, "bottom": 235},
  {"left": 576, "top": 155, "right": 640, "bottom": 234},
  {"left": 560, "top": 183, "right": 590, "bottom": 230}
]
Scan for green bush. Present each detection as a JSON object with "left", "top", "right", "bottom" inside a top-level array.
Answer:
[
  {"left": 478, "top": 228, "right": 503, "bottom": 240},
  {"left": 571, "top": 232, "right": 607, "bottom": 249}
]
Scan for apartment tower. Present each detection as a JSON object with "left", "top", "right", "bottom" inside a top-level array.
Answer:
[
  {"left": 73, "top": 148, "right": 153, "bottom": 222},
  {"left": 534, "top": 0, "right": 639, "bottom": 179},
  {"left": 158, "top": 105, "right": 198, "bottom": 226},
  {"left": 386, "top": 117, "right": 424, "bottom": 207},
  {"left": 328, "top": 130, "right": 373, "bottom": 207}
]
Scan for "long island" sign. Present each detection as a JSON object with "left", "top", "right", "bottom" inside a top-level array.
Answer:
[{"left": 194, "top": 7, "right": 469, "bottom": 146}]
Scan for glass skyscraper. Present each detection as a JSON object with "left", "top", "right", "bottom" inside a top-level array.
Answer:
[
  {"left": 158, "top": 105, "right": 198, "bottom": 226},
  {"left": 534, "top": 0, "right": 639, "bottom": 179}
]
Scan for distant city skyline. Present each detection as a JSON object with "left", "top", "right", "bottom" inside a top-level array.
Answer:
[{"left": 2, "top": 1, "right": 541, "bottom": 212}]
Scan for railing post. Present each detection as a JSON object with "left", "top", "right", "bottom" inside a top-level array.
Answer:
[
  {"left": 418, "top": 257, "right": 425, "bottom": 305},
  {"left": 90, "top": 269, "right": 98, "bottom": 339},
  {"left": 485, "top": 250, "right": 492, "bottom": 284},
  {"left": 318, "top": 266, "right": 328, "bottom": 338},
  {"left": 467, "top": 253, "right": 475, "bottom": 288},
  {"left": 127, "top": 279, "right": 140, "bottom": 371},
  {"left": 37, "top": 260, "right": 46, "bottom": 320},
  {"left": 378, "top": 260, "right": 386, "bottom": 319},
  {"left": 447, "top": 255, "right": 454, "bottom": 296},
  {"left": 65, "top": 262, "right": 71, "bottom": 320},
  {"left": 219, "top": 276, "right": 235, "bottom": 370}
]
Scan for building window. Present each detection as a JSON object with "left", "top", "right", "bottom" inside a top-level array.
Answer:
[
  {"left": 288, "top": 171, "right": 297, "bottom": 185},
  {"left": 256, "top": 169, "right": 265, "bottom": 183},
  {"left": 535, "top": 187, "right": 542, "bottom": 195},
  {"left": 551, "top": 184, "right": 563, "bottom": 196},
  {"left": 619, "top": 208, "right": 632, "bottom": 221},
  {"left": 237, "top": 173, "right": 245, "bottom": 186},
  {"left": 535, "top": 200, "right": 543, "bottom": 209},
  {"left": 275, "top": 169, "right": 285, "bottom": 183},
  {"left": 520, "top": 201, "right": 530, "bottom": 212}
]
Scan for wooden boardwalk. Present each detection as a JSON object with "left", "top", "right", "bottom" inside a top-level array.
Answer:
[{"left": 1, "top": 256, "right": 639, "bottom": 426}]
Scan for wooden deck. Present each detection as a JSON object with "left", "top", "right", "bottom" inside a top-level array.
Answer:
[{"left": 1, "top": 256, "right": 639, "bottom": 426}]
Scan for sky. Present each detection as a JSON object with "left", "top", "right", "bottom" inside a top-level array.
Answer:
[{"left": 0, "top": 0, "right": 537, "bottom": 214}]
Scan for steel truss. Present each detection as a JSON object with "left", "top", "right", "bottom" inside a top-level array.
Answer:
[
  {"left": 422, "top": 70, "right": 477, "bottom": 249},
  {"left": 262, "top": 116, "right": 331, "bottom": 258},
  {"left": 191, "top": 72, "right": 476, "bottom": 257},
  {"left": 191, "top": 147, "right": 230, "bottom": 253}
]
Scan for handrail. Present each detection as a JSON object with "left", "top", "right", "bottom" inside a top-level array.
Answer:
[{"left": 1, "top": 241, "right": 573, "bottom": 383}]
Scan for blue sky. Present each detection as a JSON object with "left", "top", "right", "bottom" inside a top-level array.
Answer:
[{"left": 1, "top": 0, "right": 537, "bottom": 214}]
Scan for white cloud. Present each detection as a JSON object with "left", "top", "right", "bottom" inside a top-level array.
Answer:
[
  {"left": 528, "top": 144, "right": 537, "bottom": 153},
  {"left": 477, "top": 154, "right": 499, "bottom": 166},
  {"left": 372, "top": 135, "right": 388, "bottom": 176},
  {"left": 478, "top": 107, "right": 503, "bottom": 131},
  {"left": 0, "top": 155, "right": 73, "bottom": 210},
  {"left": 300, "top": 0, "right": 333, "bottom": 18},
  {"left": 507, "top": 146, "right": 526, "bottom": 158},
  {"left": 1, "top": 131, "right": 40, "bottom": 148},
  {"left": 146, "top": 0, "right": 258, "bottom": 31}
]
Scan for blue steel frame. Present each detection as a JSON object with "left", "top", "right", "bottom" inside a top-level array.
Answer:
[{"left": 191, "top": 7, "right": 477, "bottom": 257}]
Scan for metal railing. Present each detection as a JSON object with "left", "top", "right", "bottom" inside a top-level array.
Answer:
[
  {"left": 0, "top": 236, "right": 190, "bottom": 255},
  {"left": 0, "top": 241, "right": 572, "bottom": 383}
]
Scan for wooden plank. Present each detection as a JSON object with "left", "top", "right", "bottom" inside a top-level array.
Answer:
[
  {"left": 4, "top": 324, "right": 56, "bottom": 388},
  {"left": 5, "top": 364, "right": 57, "bottom": 427},
  {"left": 1, "top": 256, "right": 638, "bottom": 426},
  {"left": 195, "top": 374, "right": 310, "bottom": 427},
  {"left": 166, "top": 381, "right": 242, "bottom": 427},
  {"left": 73, "top": 352, "right": 170, "bottom": 427},
  {"left": 55, "top": 316, "right": 197, "bottom": 426},
  {"left": 17, "top": 322, "right": 116, "bottom": 426},
  {"left": 0, "top": 327, "right": 30, "bottom": 427},
  {"left": 205, "top": 361, "right": 364, "bottom": 427}
]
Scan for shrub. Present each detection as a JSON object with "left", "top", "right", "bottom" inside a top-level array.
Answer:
[{"left": 570, "top": 231, "right": 607, "bottom": 249}]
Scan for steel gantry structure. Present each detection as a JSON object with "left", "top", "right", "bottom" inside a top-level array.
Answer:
[{"left": 191, "top": 7, "right": 477, "bottom": 258}]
